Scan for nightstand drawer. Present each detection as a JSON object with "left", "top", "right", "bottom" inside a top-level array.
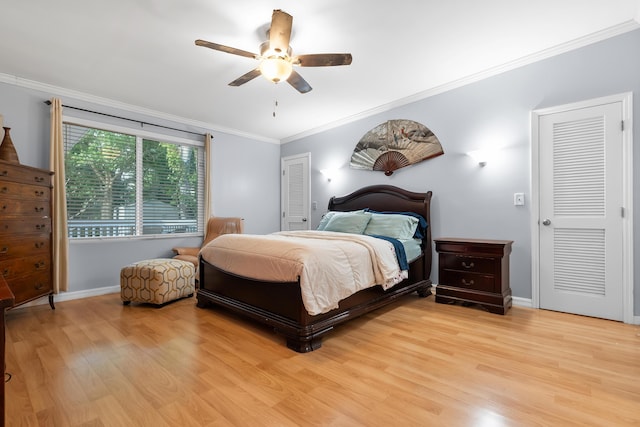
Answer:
[
  {"left": 440, "top": 253, "right": 496, "bottom": 274},
  {"left": 439, "top": 270, "right": 495, "bottom": 292}
]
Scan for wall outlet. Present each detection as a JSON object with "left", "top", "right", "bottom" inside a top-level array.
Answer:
[{"left": 514, "top": 193, "right": 525, "bottom": 206}]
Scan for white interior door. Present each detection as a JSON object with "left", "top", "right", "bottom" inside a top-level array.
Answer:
[
  {"left": 535, "top": 96, "right": 631, "bottom": 321},
  {"left": 281, "top": 153, "right": 310, "bottom": 231}
]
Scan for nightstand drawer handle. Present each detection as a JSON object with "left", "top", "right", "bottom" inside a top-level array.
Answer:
[
  {"left": 461, "top": 279, "right": 475, "bottom": 286},
  {"left": 0, "top": 247, "right": 7, "bottom": 254},
  {"left": 35, "top": 206, "right": 44, "bottom": 213},
  {"left": 35, "top": 261, "right": 46, "bottom": 269},
  {"left": 35, "top": 283, "right": 45, "bottom": 290},
  {"left": 461, "top": 261, "right": 475, "bottom": 269},
  {"left": 34, "top": 176, "right": 45, "bottom": 183},
  {"left": 34, "top": 190, "right": 45, "bottom": 197}
]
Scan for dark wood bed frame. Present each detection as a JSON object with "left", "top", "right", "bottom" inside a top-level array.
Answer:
[{"left": 196, "top": 185, "right": 433, "bottom": 352}]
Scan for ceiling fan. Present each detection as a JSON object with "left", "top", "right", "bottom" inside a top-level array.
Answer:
[{"left": 195, "top": 9, "right": 352, "bottom": 94}]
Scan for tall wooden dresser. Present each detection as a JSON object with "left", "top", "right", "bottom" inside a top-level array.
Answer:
[
  {"left": 0, "top": 159, "right": 55, "bottom": 309},
  {"left": 0, "top": 275, "right": 14, "bottom": 427}
]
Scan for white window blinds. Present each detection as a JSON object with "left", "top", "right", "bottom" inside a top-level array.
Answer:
[{"left": 63, "top": 122, "right": 204, "bottom": 238}]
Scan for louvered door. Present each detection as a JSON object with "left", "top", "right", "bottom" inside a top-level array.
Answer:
[
  {"left": 538, "top": 101, "right": 623, "bottom": 321},
  {"left": 281, "top": 153, "right": 310, "bottom": 231}
]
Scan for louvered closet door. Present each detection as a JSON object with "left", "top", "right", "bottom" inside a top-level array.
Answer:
[
  {"left": 539, "top": 102, "right": 623, "bottom": 321},
  {"left": 281, "top": 153, "right": 310, "bottom": 231}
]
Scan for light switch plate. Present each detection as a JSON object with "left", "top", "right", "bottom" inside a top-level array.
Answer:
[{"left": 514, "top": 193, "right": 525, "bottom": 206}]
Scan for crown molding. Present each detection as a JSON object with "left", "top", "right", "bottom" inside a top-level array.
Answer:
[
  {"left": 2, "top": 19, "right": 637, "bottom": 146},
  {"left": 281, "top": 20, "right": 640, "bottom": 144},
  {"left": 0, "top": 73, "right": 280, "bottom": 145}
]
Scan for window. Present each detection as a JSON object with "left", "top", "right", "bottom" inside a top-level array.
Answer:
[{"left": 63, "top": 118, "right": 205, "bottom": 239}]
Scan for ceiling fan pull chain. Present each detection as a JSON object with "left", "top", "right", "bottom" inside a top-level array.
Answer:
[{"left": 273, "top": 99, "right": 279, "bottom": 118}]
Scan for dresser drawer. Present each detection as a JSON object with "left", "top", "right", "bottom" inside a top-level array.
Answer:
[
  {"left": 0, "top": 237, "right": 50, "bottom": 261},
  {"left": 0, "top": 198, "right": 50, "bottom": 217},
  {"left": 0, "top": 254, "right": 50, "bottom": 280},
  {"left": 440, "top": 253, "right": 496, "bottom": 274},
  {"left": 439, "top": 270, "right": 496, "bottom": 292},
  {"left": 0, "top": 218, "right": 51, "bottom": 236},
  {"left": 0, "top": 180, "right": 50, "bottom": 201},
  {"left": 8, "top": 271, "right": 52, "bottom": 305},
  {"left": 0, "top": 162, "right": 52, "bottom": 187}
]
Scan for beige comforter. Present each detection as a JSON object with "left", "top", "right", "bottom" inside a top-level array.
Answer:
[{"left": 199, "top": 230, "right": 407, "bottom": 315}]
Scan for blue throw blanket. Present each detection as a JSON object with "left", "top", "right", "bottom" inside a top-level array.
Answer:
[{"left": 370, "top": 235, "right": 409, "bottom": 271}]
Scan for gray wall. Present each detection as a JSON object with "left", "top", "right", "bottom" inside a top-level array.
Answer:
[
  {"left": 2, "top": 29, "right": 638, "bottom": 313},
  {"left": 281, "top": 29, "right": 640, "bottom": 313},
  {"left": 0, "top": 81, "right": 281, "bottom": 293}
]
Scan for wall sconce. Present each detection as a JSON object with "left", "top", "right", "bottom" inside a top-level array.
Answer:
[
  {"left": 467, "top": 149, "right": 490, "bottom": 167},
  {"left": 320, "top": 168, "right": 338, "bottom": 182}
]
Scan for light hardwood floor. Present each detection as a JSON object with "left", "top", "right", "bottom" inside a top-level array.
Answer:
[{"left": 4, "top": 293, "right": 640, "bottom": 426}]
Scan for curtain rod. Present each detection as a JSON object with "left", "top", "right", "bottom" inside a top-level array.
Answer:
[{"left": 43, "top": 100, "right": 207, "bottom": 137}]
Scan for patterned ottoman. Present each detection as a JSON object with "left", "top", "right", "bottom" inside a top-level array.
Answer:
[{"left": 120, "top": 258, "right": 196, "bottom": 306}]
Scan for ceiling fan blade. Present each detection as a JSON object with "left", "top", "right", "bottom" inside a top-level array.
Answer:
[
  {"left": 293, "top": 53, "right": 353, "bottom": 67},
  {"left": 287, "top": 70, "right": 312, "bottom": 94},
  {"left": 269, "top": 9, "right": 293, "bottom": 54},
  {"left": 229, "top": 68, "right": 262, "bottom": 86},
  {"left": 195, "top": 39, "right": 258, "bottom": 59}
]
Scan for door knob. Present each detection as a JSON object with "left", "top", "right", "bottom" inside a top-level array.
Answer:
[
  {"left": 302, "top": 218, "right": 307, "bottom": 222},
  {"left": 542, "top": 219, "right": 551, "bottom": 226}
]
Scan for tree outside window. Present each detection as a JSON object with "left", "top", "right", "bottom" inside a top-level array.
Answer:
[{"left": 63, "top": 123, "right": 204, "bottom": 238}]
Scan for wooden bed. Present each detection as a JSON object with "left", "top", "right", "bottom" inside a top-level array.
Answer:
[{"left": 196, "top": 185, "right": 433, "bottom": 352}]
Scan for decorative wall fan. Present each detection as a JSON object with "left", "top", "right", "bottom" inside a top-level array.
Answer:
[
  {"left": 195, "top": 9, "right": 352, "bottom": 94},
  {"left": 350, "top": 120, "right": 444, "bottom": 175}
]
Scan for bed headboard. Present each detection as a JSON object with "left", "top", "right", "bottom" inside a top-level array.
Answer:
[{"left": 328, "top": 185, "right": 433, "bottom": 280}]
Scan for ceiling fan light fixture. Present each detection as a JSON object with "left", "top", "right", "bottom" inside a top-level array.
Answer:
[{"left": 259, "top": 56, "right": 293, "bottom": 83}]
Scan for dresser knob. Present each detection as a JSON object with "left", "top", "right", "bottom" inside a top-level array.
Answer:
[
  {"left": 35, "top": 190, "right": 44, "bottom": 197},
  {"left": 461, "top": 279, "right": 475, "bottom": 286},
  {"left": 0, "top": 171, "right": 7, "bottom": 176},
  {"left": 35, "top": 242, "right": 44, "bottom": 249},
  {"left": 35, "top": 283, "right": 45, "bottom": 290},
  {"left": 34, "top": 176, "right": 44, "bottom": 183},
  {"left": 35, "top": 207, "right": 44, "bottom": 213},
  {"left": 461, "top": 261, "right": 475, "bottom": 269},
  {"left": 35, "top": 261, "right": 46, "bottom": 269},
  {"left": 0, "top": 247, "right": 7, "bottom": 254},
  {"left": 35, "top": 224, "right": 46, "bottom": 230},
  {"left": 1, "top": 205, "right": 6, "bottom": 211},
  {"left": 1, "top": 187, "right": 7, "bottom": 193},
  {"left": 2, "top": 269, "right": 9, "bottom": 276}
]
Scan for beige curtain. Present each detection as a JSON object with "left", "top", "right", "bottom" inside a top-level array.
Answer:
[
  {"left": 204, "top": 132, "right": 212, "bottom": 221},
  {"left": 49, "top": 98, "right": 69, "bottom": 293}
]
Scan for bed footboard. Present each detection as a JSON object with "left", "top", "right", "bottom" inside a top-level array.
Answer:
[{"left": 197, "top": 257, "right": 432, "bottom": 352}]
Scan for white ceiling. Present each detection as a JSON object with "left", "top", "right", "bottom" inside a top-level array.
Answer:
[{"left": 1, "top": 1, "right": 639, "bottom": 143}]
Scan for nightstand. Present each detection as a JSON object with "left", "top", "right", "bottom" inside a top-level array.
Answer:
[{"left": 434, "top": 238, "right": 513, "bottom": 314}]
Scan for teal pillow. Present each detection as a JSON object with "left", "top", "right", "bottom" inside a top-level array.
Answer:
[
  {"left": 323, "top": 212, "right": 372, "bottom": 234},
  {"left": 317, "top": 211, "right": 338, "bottom": 230},
  {"left": 317, "top": 210, "right": 365, "bottom": 231},
  {"left": 364, "top": 213, "right": 419, "bottom": 240}
]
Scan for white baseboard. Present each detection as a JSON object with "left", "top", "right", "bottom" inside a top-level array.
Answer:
[
  {"left": 512, "top": 296, "right": 532, "bottom": 308},
  {"left": 13, "top": 285, "right": 638, "bottom": 324},
  {"left": 431, "top": 283, "right": 532, "bottom": 308},
  {"left": 12, "top": 285, "right": 120, "bottom": 309}
]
